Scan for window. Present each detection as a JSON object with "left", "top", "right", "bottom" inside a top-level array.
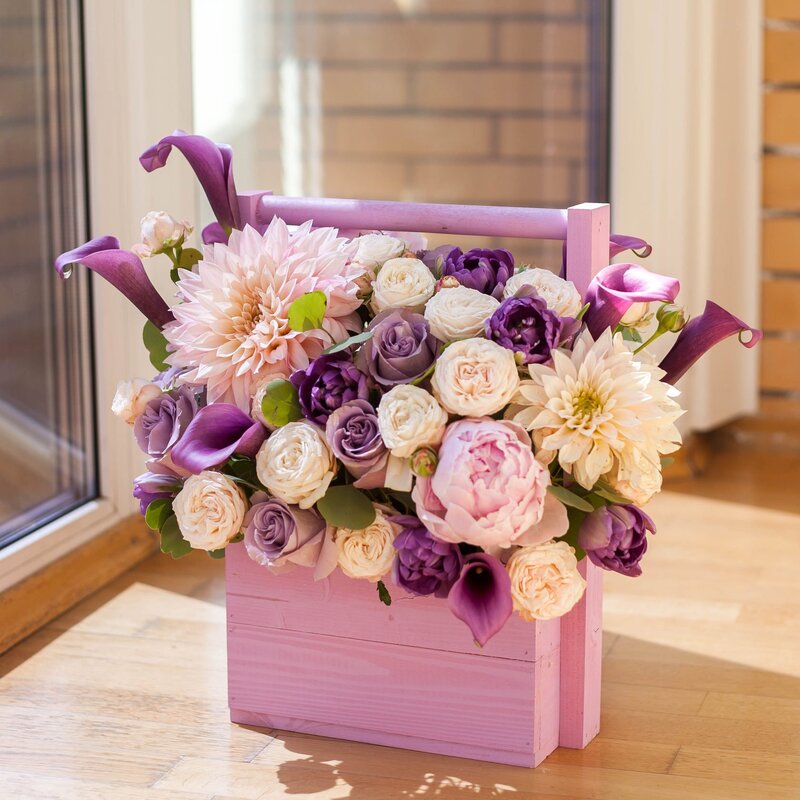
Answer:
[
  {"left": 191, "top": 0, "right": 611, "bottom": 265},
  {"left": 0, "top": 0, "right": 96, "bottom": 547}
]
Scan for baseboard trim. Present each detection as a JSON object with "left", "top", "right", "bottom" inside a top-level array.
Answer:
[{"left": 0, "top": 515, "right": 157, "bottom": 654}]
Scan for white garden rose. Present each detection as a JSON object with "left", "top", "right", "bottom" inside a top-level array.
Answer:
[
  {"left": 355, "top": 233, "right": 406, "bottom": 265},
  {"left": 424, "top": 286, "right": 500, "bottom": 341},
  {"left": 619, "top": 302, "right": 654, "bottom": 330},
  {"left": 335, "top": 506, "right": 398, "bottom": 581},
  {"left": 172, "top": 471, "right": 247, "bottom": 551},
  {"left": 607, "top": 447, "right": 663, "bottom": 505},
  {"left": 377, "top": 384, "right": 448, "bottom": 458},
  {"left": 111, "top": 378, "right": 163, "bottom": 424},
  {"left": 370, "top": 257, "right": 436, "bottom": 314},
  {"left": 431, "top": 338, "right": 520, "bottom": 417},
  {"left": 131, "top": 211, "right": 192, "bottom": 258},
  {"left": 506, "top": 540, "right": 587, "bottom": 621},
  {"left": 256, "top": 421, "right": 337, "bottom": 509},
  {"left": 503, "top": 267, "right": 583, "bottom": 318}
]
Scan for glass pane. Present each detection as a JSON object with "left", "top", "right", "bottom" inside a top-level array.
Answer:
[
  {"left": 0, "top": 0, "right": 96, "bottom": 547},
  {"left": 192, "top": 0, "right": 609, "bottom": 263}
]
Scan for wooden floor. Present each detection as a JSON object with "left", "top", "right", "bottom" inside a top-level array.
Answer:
[{"left": 1, "top": 488, "right": 799, "bottom": 798}]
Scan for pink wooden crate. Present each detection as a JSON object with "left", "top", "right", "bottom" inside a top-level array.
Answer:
[{"left": 226, "top": 195, "right": 608, "bottom": 767}]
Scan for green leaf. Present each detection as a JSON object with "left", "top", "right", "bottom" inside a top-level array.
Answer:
[
  {"left": 559, "top": 507, "right": 588, "bottom": 561},
  {"left": 145, "top": 498, "right": 172, "bottom": 531},
  {"left": 660, "top": 456, "right": 675, "bottom": 469},
  {"left": 142, "top": 320, "right": 170, "bottom": 371},
  {"left": 592, "top": 485, "right": 633, "bottom": 505},
  {"left": 316, "top": 484, "right": 376, "bottom": 529},
  {"left": 547, "top": 484, "right": 594, "bottom": 513},
  {"left": 159, "top": 515, "right": 192, "bottom": 560},
  {"left": 177, "top": 247, "right": 202, "bottom": 270},
  {"left": 377, "top": 580, "right": 392, "bottom": 606},
  {"left": 621, "top": 327, "right": 643, "bottom": 343},
  {"left": 575, "top": 302, "right": 591, "bottom": 322},
  {"left": 322, "top": 329, "right": 374, "bottom": 355},
  {"left": 386, "top": 490, "right": 414, "bottom": 514},
  {"left": 207, "top": 548, "right": 226, "bottom": 559},
  {"left": 260, "top": 379, "right": 303, "bottom": 428},
  {"left": 288, "top": 290, "right": 327, "bottom": 332}
]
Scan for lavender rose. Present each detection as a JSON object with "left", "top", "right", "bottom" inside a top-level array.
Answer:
[
  {"left": 424, "top": 245, "right": 514, "bottom": 299},
  {"left": 578, "top": 504, "right": 656, "bottom": 577},
  {"left": 243, "top": 491, "right": 327, "bottom": 573},
  {"left": 391, "top": 515, "right": 462, "bottom": 598},
  {"left": 357, "top": 308, "right": 439, "bottom": 388},
  {"left": 486, "top": 291, "right": 564, "bottom": 364},
  {"left": 325, "top": 400, "right": 388, "bottom": 485},
  {"left": 133, "top": 385, "right": 197, "bottom": 459},
  {"left": 290, "top": 352, "right": 369, "bottom": 425},
  {"left": 133, "top": 461, "right": 183, "bottom": 514}
]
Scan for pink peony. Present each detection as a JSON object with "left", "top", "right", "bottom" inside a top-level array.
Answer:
[
  {"left": 163, "top": 219, "right": 364, "bottom": 409},
  {"left": 412, "top": 418, "right": 567, "bottom": 550}
]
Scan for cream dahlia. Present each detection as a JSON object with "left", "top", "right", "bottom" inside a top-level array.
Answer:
[
  {"left": 511, "top": 330, "right": 683, "bottom": 490},
  {"left": 163, "top": 219, "right": 363, "bottom": 408}
]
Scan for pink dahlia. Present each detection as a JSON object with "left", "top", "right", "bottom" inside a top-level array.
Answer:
[{"left": 164, "top": 219, "right": 364, "bottom": 408}]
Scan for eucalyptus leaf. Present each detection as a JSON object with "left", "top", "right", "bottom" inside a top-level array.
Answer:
[
  {"left": 260, "top": 379, "right": 302, "bottom": 428},
  {"left": 386, "top": 490, "right": 414, "bottom": 514},
  {"left": 316, "top": 484, "right": 376, "bottom": 529},
  {"left": 377, "top": 580, "right": 392, "bottom": 606},
  {"left": 145, "top": 498, "right": 172, "bottom": 531},
  {"left": 142, "top": 320, "right": 170, "bottom": 371},
  {"left": 177, "top": 247, "right": 202, "bottom": 270},
  {"left": 207, "top": 548, "right": 226, "bottom": 559},
  {"left": 159, "top": 515, "right": 192, "bottom": 559},
  {"left": 288, "top": 290, "right": 327, "bottom": 332},
  {"left": 547, "top": 484, "right": 594, "bottom": 513},
  {"left": 621, "top": 328, "right": 643, "bottom": 343},
  {"left": 560, "top": 507, "right": 588, "bottom": 561},
  {"left": 592, "top": 485, "right": 633, "bottom": 505},
  {"left": 322, "top": 329, "right": 374, "bottom": 355}
]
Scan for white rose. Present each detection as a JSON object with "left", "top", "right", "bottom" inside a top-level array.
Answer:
[
  {"left": 370, "top": 257, "right": 436, "bottom": 314},
  {"left": 503, "top": 268, "right": 583, "bottom": 318},
  {"left": 507, "top": 541, "right": 587, "bottom": 621},
  {"left": 256, "top": 421, "right": 337, "bottom": 509},
  {"left": 111, "top": 378, "right": 163, "bottom": 424},
  {"left": 608, "top": 447, "right": 663, "bottom": 505},
  {"left": 132, "top": 211, "right": 193, "bottom": 257},
  {"left": 355, "top": 233, "right": 406, "bottom": 265},
  {"left": 377, "top": 384, "right": 448, "bottom": 458},
  {"left": 172, "top": 471, "right": 247, "bottom": 551},
  {"left": 424, "top": 286, "right": 500, "bottom": 341},
  {"left": 619, "top": 302, "right": 653, "bottom": 329},
  {"left": 335, "top": 506, "right": 398, "bottom": 581},
  {"left": 431, "top": 338, "right": 520, "bottom": 417}
]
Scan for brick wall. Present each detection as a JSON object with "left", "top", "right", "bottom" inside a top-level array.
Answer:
[
  {"left": 204, "top": 0, "right": 604, "bottom": 268},
  {"left": 762, "top": 0, "right": 800, "bottom": 418}
]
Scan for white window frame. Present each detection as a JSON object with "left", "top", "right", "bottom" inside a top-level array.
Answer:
[{"left": 0, "top": 0, "right": 194, "bottom": 592}]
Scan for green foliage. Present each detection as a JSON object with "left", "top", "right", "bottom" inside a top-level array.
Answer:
[
  {"left": 144, "top": 498, "right": 172, "bottom": 531},
  {"left": 207, "top": 548, "right": 226, "bottom": 559},
  {"left": 386, "top": 490, "right": 414, "bottom": 514},
  {"left": 322, "top": 329, "right": 374, "bottom": 355},
  {"left": 226, "top": 455, "right": 262, "bottom": 491},
  {"left": 260, "top": 379, "right": 303, "bottom": 428},
  {"left": 591, "top": 484, "right": 632, "bottom": 505},
  {"left": 621, "top": 327, "right": 643, "bottom": 343},
  {"left": 547, "top": 484, "right": 594, "bottom": 513},
  {"left": 316, "top": 484, "right": 376, "bottom": 529},
  {"left": 559, "top": 506, "right": 588, "bottom": 561},
  {"left": 377, "top": 580, "right": 392, "bottom": 606},
  {"left": 142, "top": 320, "right": 170, "bottom": 371},
  {"left": 660, "top": 456, "right": 675, "bottom": 469},
  {"left": 159, "top": 515, "right": 192, "bottom": 560},
  {"left": 177, "top": 247, "right": 202, "bottom": 270},
  {"left": 288, "top": 291, "right": 327, "bottom": 332}
]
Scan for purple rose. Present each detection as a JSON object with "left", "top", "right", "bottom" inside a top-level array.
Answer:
[
  {"left": 424, "top": 245, "right": 514, "bottom": 299},
  {"left": 486, "top": 291, "right": 564, "bottom": 365},
  {"left": 357, "top": 308, "right": 439, "bottom": 388},
  {"left": 133, "top": 385, "right": 197, "bottom": 459},
  {"left": 578, "top": 504, "right": 656, "bottom": 577},
  {"left": 133, "top": 461, "right": 183, "bottom": 514},
  {"left": 391, "top": 515, "right": 463, "bottom": 598},
  {"left": 325, "top": 400, "right": 388, "bottom": 487},
  {"left": 290, "top": 352, "right": 369, "bottom": 425},
  {"left": 243, "top": 491, "right": 327, "bottom": 573}
]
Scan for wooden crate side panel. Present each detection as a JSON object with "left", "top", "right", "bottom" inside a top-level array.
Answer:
[
  {"left": 226, "top": 543, "right": 559, "bottom": 661},
  {"left": 227, "top": 622, "right": 560, "bottom": 766}
]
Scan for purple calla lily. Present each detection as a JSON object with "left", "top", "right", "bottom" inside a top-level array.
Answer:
[
  {"left": 140, "top": 130, "right": 240, "bottom": 234},
  {"left": 170, "top": 403, "right": 266, "bottom": 474},
  {"left": 55, "top": 236, "right": 173, "bottom": 330},
  {"left": 201, "top": 221, "right": 230, "bottom": 245},
  {"left": 659, "top": 300, "right": 762, "bottom": 385},
  {"left": 582, "top": 262, "right": 680, "bottom": 337},
  {"left": 448, "top": 553, "right": 513, "bottom": 647},
  {"left": 609, "top": 234, "right": 653, "bottom": 259}
]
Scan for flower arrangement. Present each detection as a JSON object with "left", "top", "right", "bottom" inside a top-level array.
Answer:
[{"left": 56, "top": 131, "right": 761, "bottom": 646}]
